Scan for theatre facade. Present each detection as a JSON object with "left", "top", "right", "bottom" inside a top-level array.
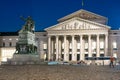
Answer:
[{"left": 0, "top": 9, "right": 120, "bottom": 65}]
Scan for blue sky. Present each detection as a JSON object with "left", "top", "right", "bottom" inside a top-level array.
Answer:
[{"left": 0, "top": 0, "right": 120, "bottom": 32}]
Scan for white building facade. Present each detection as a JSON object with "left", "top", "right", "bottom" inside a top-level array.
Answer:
[{"left": 0, "top": 9, "right": 120, "bottom": 65}]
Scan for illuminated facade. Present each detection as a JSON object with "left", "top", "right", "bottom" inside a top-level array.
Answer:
[{"left": 0, "top": 9, "right": 120, "bottom": 65}]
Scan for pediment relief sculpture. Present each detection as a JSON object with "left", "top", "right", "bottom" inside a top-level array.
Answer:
[{"left": 46, "top": 18, "right": 110, "bottom": 31}]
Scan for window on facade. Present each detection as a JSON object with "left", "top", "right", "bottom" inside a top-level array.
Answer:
[
  {"left": 3, "top": 42, "right": 5, "bottom": 47},
  {"left": 43, "top": 44, "right": 47, "bottom": 49},
  {"left": 77, "top": 43, "right": 80, "bottom": 49},
  {"left": 43, "top": 34, "right": 46, "bottom": 36},
  {"left": 69, "top": 54, "right": 72, "bottom": 61},
  {"left": 9, "top": 42, "right": 12, "bottom": 47},
  {"left": 85, "top": 43, "right": 88, "bottom": 49},
  {"left": 69, "top": 49, "right": 72, "bottom": 52},
  {"left": 69, "top": 43, "right": 72, "bottom": 49},
  {"left": 113, "top": 42, "right": 117, "bottom": 50},
  {"left": 92, "top": 42, "right": 96, "bottom": 50},
  {"left": 100, "top": 41, "right": 104, "bottom": 49},
  {"left": 61, "top": 54, "right": 64, "bottom": 59},
  {"left": 85, "top": 54, "right": 88, "bottom": 57},
  {"left": 85, "top": 49, "right": 88, "bottom": 52},
  {"left": 9, "top": 38, "right": 12, "bottom": 40},
  {"left": 16, "top": 38, "right": 18, "bottom": 41},
  {"left": 92, "top": 54, "right": 96, "bottom": 57},
  {"left": 113, "top": 33, "right": 117, "bottom": 35},
  {"left": 77, "top": 49, "right": 80, "bottom": 52},
  {"left": 100, "top": 54, "right": 104, "bottom": 57},
  {"left": 62, "top": 49, "right": 64, "bottom": 52}
]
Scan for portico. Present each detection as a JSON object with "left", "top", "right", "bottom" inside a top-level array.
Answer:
[{"left": 45, "top": 9, "right": 110, "bottom": 62}]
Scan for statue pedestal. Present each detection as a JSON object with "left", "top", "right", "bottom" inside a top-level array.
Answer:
[{"left": 10, "top": 54, "right": 40, "bottom": 65}]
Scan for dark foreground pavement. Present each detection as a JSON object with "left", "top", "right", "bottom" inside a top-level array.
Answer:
[{"left": 0, "top": 64, "right": 120, "bottom": 80}]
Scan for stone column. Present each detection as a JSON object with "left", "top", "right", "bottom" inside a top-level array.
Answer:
[
  {"left": 51, "top": 39, "right": 54, "bottom": 60},
  {"left": 58, "top": 38, "right": 62, "bottom": 60},
  {"left": 105, "top": 34, "right": 108, "bottom": 56},
  {"left": 56, "top": 36, "right": 59, "bottom": 61},
  {"left": 48, "top": 36, "right": 51, "bottom": 61},
  {"left": 66, "top": 37, "right": 69, "bottom": 61},
  {"left": 72, "top": 35, "right": 76, "bottom": 61},
  {"left": 64, "top": 35, "right": 67, "bottom": 61},
  {"left": 88, "top": 35, "right": 92, "bottom": 57},
  {"left": 74, "top": 36, "right": 77, "bottom": 61},
  {"left": 80, "top": 35, "right": 83, "bottom": 60},
  {"left": 97, "top": 34, "right": 100, "bottom": 57}
]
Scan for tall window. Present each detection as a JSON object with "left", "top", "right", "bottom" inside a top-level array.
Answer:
[
  {"left": 100, "top": 41, "right": 104, "bottom": 49},
  {"left": 92, "top": 41, "right": 96, "bottom": 53},
  {"left": 9, "top": 42, "right": 12, "bottom": 47},
  {"left": 43, "top": 43, "right": 47, "bottom": 51},
  {"left": 43, "top": 43, "right": 47, "bottom": 49},
  {"left": 3, "top": 42, "right": 5, "bottom": 47},
  {"left": 113, "top": 42, "right": 117, "bottom": 50}
]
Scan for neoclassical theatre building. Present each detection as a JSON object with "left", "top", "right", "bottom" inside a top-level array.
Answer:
[{"left": 0, "top": 9, "right": 120, "bottom": 64}]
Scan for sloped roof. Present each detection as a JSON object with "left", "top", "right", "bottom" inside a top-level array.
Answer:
[
  {"left": 0, "top": 32, "right": 18, "bottom": 36},
  {"left": 58, "top": 9, "right": 108, "bottom": 24}
]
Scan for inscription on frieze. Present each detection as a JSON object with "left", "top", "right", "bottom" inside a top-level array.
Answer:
[{"left": 62, "top": 22, "right": 92, "bottom": 30}]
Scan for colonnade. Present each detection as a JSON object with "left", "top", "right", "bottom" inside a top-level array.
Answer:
[{"left": 48, "top": 34, "right": 108, "bottom": 61}]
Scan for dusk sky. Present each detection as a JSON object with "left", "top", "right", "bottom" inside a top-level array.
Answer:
[{"left": 0, "top": 0, "right": 120, "bottom": 32}]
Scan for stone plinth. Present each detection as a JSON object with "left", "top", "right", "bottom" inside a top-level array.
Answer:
[{"left": 10, "top": 54, "right": 40, "bottom": 65}]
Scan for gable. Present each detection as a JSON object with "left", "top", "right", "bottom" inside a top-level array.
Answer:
[
  {"left": 58, "top": 9, "right": 107, "bottom": 25},
  {"left": 45, "top": 18, "right": 110, "bottom": 31}
]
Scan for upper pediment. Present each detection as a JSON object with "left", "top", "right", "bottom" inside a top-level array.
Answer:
[
  {"left": 45, "top": 17, "right": 110, "bottom": 31},
  {"left": 58, "top": 9, "right": 108, "bottom": 25}
]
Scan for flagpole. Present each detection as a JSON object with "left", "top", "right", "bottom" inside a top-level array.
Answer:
[{"left": 82, "top": 0, "right": 84, "bottom": 8}]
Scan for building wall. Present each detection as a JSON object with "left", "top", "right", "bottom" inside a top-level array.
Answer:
[
  {"left": 0, "top": 30, "right": 120, "bottom": 63},
  {"left": 0, "top": 32, "right": 48, "bottom": 62},
  {"left": 35, "top": 32, "right": 48, "bottom": 61},
  {"left": 108, "top": 30, "right": 120, "bottom": 60},
  {"left": 0, "top": 36, "right": 18, "bottom": 62}
]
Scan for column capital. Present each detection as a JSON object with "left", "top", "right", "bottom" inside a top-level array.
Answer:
[
  {"left": 79, "top": 34, "right": 83, "bottom": 37},
  {"left": 88, "top": 34, "right": 91, "bottom": 37},
  {"left": 71, "top": 35, "right": 75, "bottom": 37},
  {"left": 96, "top": 34, "right": 100, "bottom": 37},
  {"left": 96, "top": 34, "right": 100, "bottom": 36},
  {"left": 105, "top": 34, "right": 108, "bottom": 36},
  {"left": 64, "top": 35, "right": 66, "bottom": 36},
  {"left": 55, "top": 35, "right": 59, "bottom": 37},
  {"left": 48, "top": 35, "right": 51, "bottom": 37}
]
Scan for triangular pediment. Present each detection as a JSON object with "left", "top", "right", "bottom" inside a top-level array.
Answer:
[
  {"left": 45, "top": 17, "right": 110, "bottom": 31},
  {"left": 58, "top": 9, "right": 108, "bottom": 25}
]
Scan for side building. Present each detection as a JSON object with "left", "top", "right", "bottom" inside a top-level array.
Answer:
[
  {"left": 0, "top": 31, "right": 48, "bottom": 62},
  {"left": 0, "top": 9, "right": 120, "bottom": 65}
]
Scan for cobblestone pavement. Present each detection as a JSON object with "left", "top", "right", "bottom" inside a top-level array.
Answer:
[{"left": 0, "top": 64, "right": 120, "bottom": 80}]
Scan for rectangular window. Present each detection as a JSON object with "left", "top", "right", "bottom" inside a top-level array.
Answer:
[
  {"left": 3, "top": 42, "right": 5, "bottom": 47},
  {"left": 77, "top": 49, "right": 80, "bottom": 52},
  {"left": 100, "top": 54, "right": 104, "bottom": 57},
  {"left": 43, "top": 44, "right": 47, "bottom": 49},
  {"left": 69, "top": 54, "right": 72, "bottom": 61},
  {"left": 113, "top": 42, "right": 117, "bottom": 50},
  {"left": 62, "top": 49, "right": 64, "bottom": 52},
  {"left": 92, "top": 54, "right": 96, "bottom": 57},
  {"left": 69, "top": 49, "right": 72, "bottom": 52},
  {"left": 9, "top": 42, "right": 12, "bottom": 47},
  {"left": 77, "top": 54, "right": 80, "bottom": 61},
  {"left": 61, "top": 54, "right": 64, "bottom": 60},
  {"left": 85, "top": 54, "right": 88, "bottom": 57},
  {"left": 85, "top": 43, "right": 88, "bottom": 49},
  {"left": 100, "top": 41, "right": 104, "bottom": 49}
]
